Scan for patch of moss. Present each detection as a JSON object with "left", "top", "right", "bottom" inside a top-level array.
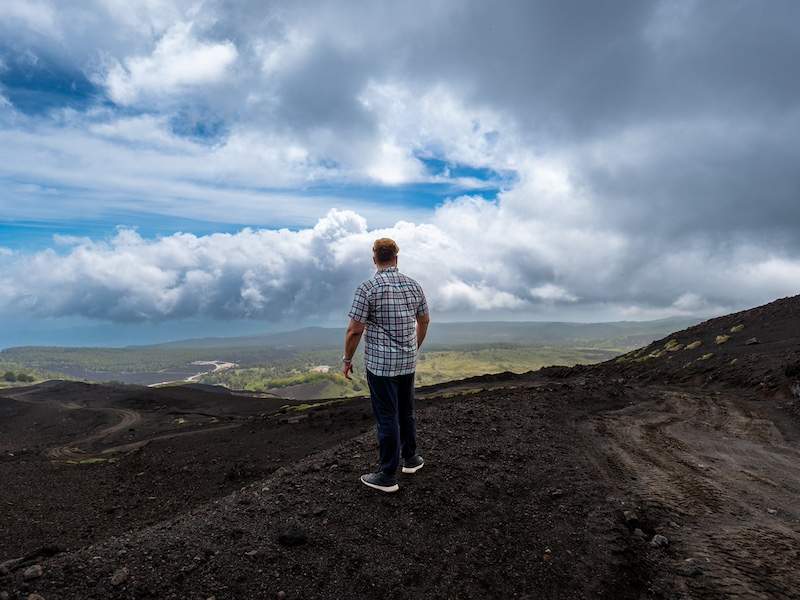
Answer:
[
  {"left": 648, "top": 350, "right": 665, "bottom": 359},
  {"left": 685, "top": 341, "right": 702, "bottom": 350},
  {"left": 698, "top": 353, "right": 714, "bottom": 361},
  {"left": 715, "top": 335, "right": 730, "bottom": 345},
  {"left": 730, "top": 324, "right": 745, "bottom": 333},
  {"left": 663, "top": 339, "right": 682, "bottom": 351}
]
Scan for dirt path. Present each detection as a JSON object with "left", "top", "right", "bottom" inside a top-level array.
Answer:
[
  {"left": 45, "top": 406, "right": 142, "bottom": 459},
  {"left": 5, "top": 391, "right": 242, "bottom": 460},
  {"left": 593, "top": 389, "right": 800, "bottom": 599}
]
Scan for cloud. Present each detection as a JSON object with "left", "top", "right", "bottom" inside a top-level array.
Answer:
[
  {"left": 0, "top": 1, "right": 60, "bottom": 38},
  {"left": 1, "top": 0, "right": 799, "bottom": 325},
  {"left": 3, "top": 202, "right": 799, "bottom": 324},
  {"left": 103, "top": 21, "right": 238, "bottom": 105}
]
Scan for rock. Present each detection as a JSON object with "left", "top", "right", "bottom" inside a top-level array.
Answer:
[
  {"left": 22, "top": 564, "right": 43, "bottom": 580},
  {"left": 632, "top": 528, "right": 646, "bottom": 540},
  {"left": 245, "top": 550, "right": 259, "bottom": 557},
  {"left": 680, "top": 558, "right": 703, "bottom": 577},
  {"left": 0, "top": 558, "right": 23, "bottom": 575},
  {"left": 0, "top": 591, "right": 10, "bottom": 600},
  {"left": 650, "top": 534, "right": 669, "bottom": 548},
  {"left": 767, "top": 508, "right": 777, "bottom": 515},
  {"left": 277, "top": 592, "right": 287, "bottom": 600},
  {"left": 27, "top": 595, "right": 46, "bottom": 600},
  {"left": 277, "top": 526, "right": 307, "bottom": 547},
  {"left": 622, "top": 510, "right": 639, "bottom": 528},
  {"left": 745, "top": 337, "right": 760, "bottom": 345},
  {"left": 110, "top": 567, "right": 129, "bottom": 586}
]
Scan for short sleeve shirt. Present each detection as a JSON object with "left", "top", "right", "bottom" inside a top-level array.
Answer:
[{"left": 348, "top": 267, "right": 429, "bottom": 376}]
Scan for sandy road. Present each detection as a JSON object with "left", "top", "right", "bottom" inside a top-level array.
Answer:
[
  {"left": 45, "top": 406, "right": 142, "bottom": 459},
  {"left": 592, "top": 388, "right": 800, "bottom": 599},
  {"left": 5, "top": 390, "right": 242, "bottom": 460}
]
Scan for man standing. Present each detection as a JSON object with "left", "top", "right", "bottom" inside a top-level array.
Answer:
[{"left": 343, "top": 238, "right": 430, "bottom": 493}]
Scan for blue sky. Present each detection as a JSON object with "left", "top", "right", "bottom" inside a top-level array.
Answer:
[
  {"left": 0, "top": 49, "right": 509, "bottom": 248},
  {"left": 1, "top": 1, "right": 799, "bottom": 347}
]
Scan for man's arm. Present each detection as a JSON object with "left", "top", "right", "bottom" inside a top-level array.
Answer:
[
  {"left": 342, "top": 318, "right": 366, "bottom": 379},
  {"left": 416, "top": 313, "right": 430, "bottom": 349}
]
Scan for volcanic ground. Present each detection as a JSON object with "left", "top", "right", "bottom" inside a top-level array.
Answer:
[{"left": 2, "top": 295, "right": 800, "bottom": 599}]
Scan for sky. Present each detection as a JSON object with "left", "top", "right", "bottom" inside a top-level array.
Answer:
[{"left": 1, "top": 0, "right": 799, "bottom": 347}]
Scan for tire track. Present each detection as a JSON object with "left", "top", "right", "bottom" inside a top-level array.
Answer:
[{"left": 592, "top": 388, "right": 800, "bottom": 599}]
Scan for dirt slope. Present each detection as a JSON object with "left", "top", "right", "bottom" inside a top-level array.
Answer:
[
  {"left": 590, "top": 294, "right": 800, "bottom": 394},
  {"left": 4, "top": 382, "right": 661, "bottom": 599},
  {"left": 2, "top": 294, "right": 800, "bottom": 599}
]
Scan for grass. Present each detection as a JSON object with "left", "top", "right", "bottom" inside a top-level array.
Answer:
[{"left": 197, "top": 345, "right": 622, "bottom": 400}]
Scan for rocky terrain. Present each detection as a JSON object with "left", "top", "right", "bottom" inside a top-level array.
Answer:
[{"left": 1, "top": 295, "right": 800, "bottom": 599}]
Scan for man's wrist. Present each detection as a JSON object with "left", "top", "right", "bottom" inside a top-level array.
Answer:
[{"left": 342, "top": 355, "right": 352, "bottom": 363}]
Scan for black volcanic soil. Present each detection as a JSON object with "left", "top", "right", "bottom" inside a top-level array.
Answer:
[{"left": 2, "top": 294, "right": 800, "bottom": 599}]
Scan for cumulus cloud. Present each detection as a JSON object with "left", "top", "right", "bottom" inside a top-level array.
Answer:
[
  {"left": 103, "top": 21, "right": 238, "bottom": 105},
  {"left": 3, "top": 201, "right": 799, "bottom": 323}
]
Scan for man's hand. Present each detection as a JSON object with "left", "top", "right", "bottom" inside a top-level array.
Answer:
[
  {"left": 416, "top": 313, "right": 430, "bottom": 349},
  {"left": 343, "top": 318, "right": 365, "bottom": 380},
  {"left": 342, "top": 360, "right": 354, "bottom": 379}
]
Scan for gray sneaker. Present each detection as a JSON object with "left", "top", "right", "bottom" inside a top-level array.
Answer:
[
  {"left": 360, "top": 471, "right": 399, "bottom": 492},
  {"left": 401, "top": 455, "right": 424, "bottom": 474}
]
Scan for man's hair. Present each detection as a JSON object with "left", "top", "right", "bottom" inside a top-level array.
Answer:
[{"left": 373, "top": 238, "right": 399, "bottom": 263}]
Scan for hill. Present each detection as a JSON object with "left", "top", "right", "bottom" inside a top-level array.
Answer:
[
  {"left": 0, "top": 317, "right": 700, "bottom": 390},
  {"left": 1, "top": 297, "right": 799, "bottom": 598},
  {"left": 151, "top": 317, "right": 700, "bottom": 350}
]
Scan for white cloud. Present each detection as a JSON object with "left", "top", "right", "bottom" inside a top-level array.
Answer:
[
  {"left": 530, "top": 284, "right": 578, "bottom": 303},
  {"left": 103, "top": 21, "right": 238, "bottom": 105},
  {"left": 3, "top": 203, "right": 799, "bottom": 324},
  {"left": 0, "top": 247, "right": 13, "bottom": 257},
  {"left": 0, "top": 1, "right": 60, "bottom": 38}
]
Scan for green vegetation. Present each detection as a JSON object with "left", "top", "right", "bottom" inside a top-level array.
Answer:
[
  {"left": 715, "top": 335, "right": 730, "bottom": 345},
  {"left": 199, "top": 345, "right": 620, "bottom": 399},
  {"left": 0, "top": 361, "right": 52, "bottom": 387},
  {"left": 1, "top": 318, "right": 701, "bottom": 399},
  {"left": 685, "top": 341, "right": 702, "bottom": 350},
  {"left": 730, "top": 324, "right": 745, "bottom": 333}
]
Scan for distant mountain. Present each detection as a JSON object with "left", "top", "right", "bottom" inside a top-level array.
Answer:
[{"left": 148, "top": 317, "right": 702, "bottom": 350}]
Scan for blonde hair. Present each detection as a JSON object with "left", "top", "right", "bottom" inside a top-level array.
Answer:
[{"left": 373, "top": 238, "right": 399, "bottom": 263}]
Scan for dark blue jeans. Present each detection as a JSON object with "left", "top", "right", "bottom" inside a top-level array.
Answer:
[{"left": 366, "top": 369, "right": 417, "bottom": 477}]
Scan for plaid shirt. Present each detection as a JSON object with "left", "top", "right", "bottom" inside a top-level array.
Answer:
[{"left": 348, "top": 266, "right": 429, "bottom": 376}]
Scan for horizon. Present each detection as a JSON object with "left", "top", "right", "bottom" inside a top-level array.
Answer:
[
  {"left": 2, "top": 1, "right": 799, "bottom": 345},
  {"left": 0, "top": 312, "right": 704, "bottom": 350}
]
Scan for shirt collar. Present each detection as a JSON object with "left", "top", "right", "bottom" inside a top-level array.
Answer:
[{"left": 376, "top": 265, "right": 398, "bottom": 273}]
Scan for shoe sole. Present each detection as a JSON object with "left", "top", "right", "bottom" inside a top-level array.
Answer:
[
  {"left": 360, "top": 475, "right": 399, "bottom": 493},
  {"left": 401, "top": 462, "right": 424, "bottom": 474}
]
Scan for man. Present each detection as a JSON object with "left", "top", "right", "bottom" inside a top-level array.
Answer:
[{"left": 343, "top": 238, "right": 430, "bottom": 493}]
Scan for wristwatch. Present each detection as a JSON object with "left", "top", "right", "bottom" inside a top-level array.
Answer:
[{"left": 342, "top": 355, "right": 352, "bottom": 363}]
